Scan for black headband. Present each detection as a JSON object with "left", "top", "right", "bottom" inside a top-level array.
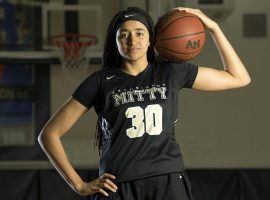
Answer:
[{"left": 115, "top": 12, "right": 151, "bottom": 33}]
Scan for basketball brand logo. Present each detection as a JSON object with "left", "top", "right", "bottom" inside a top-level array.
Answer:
[{"left": 185, "top": 40, "right": 200, "bottom": 50}]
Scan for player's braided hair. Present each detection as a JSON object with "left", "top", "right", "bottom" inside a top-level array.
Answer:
[{"left": 94, "top": 7, "right": 156, "bottom": 155}]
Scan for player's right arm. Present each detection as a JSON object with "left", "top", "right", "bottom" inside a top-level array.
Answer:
[
  {"left": 38, "top": 97, "right": 87, "bottom": 192},
  {"left": 38, "top": 97, "right": 118, "bottom": 196}
]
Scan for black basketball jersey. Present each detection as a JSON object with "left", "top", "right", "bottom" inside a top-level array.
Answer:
[{"left": 72, "top": 61, "right": 198, "bottom": 182}]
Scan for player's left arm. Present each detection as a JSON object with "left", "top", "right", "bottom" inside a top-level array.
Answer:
[{"left": 175, "top": 7, "right": 251, "bottom": 91}]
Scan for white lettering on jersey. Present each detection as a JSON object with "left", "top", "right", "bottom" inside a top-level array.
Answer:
[
  {"left": 125, "top": 106, "right": 145, "bottom": 138},
  {"left": 156, "top": 87, "right": 167, "bottom": 99},
  {"left": 133, "top": 90, "right": 145, "bottom": 101},
  {"left": 145, "top": 104, "right": 162, "bottom": 135},
  {"left": 125, "top": 104, "right": 163, "bottom": 138},
  {"left": 144, "top": 88, "right": 157, "bottom": 100},
  {"left": 112, "top": 86, "right": 167, "bottom": 107}
]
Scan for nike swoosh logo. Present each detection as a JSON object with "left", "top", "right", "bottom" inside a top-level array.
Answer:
[
  {"left": 125, "top": 14, "right": 135, "bottom": 18},
  {"left": 107, "top": 75, "right": 115, "bottom": 80}
]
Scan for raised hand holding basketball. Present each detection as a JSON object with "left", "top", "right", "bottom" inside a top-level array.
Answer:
[
  {"left": 173, "top": 7, "right": 217, "bottom": 31},
  {"left": 172, "top": 7, "right": 251, "bottom": 91}
]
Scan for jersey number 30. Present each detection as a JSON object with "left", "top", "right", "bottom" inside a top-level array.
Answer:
[{"left": 125, "top": 104, "right": 163, "bottom": 138}]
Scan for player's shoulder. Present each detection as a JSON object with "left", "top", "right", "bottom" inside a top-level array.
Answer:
[
  {"left": 154, "top": 60, "right": 183, "bottom": 73},
  {"left": 158, "top": 60, "right": 191, "bottom": 67},
  {"left": 85, "top": 67, "right": 115, "bottom": 79},
  {"left": 156, "top": 60, "right": 197, "bottom": 71},
  {"left": 98, "top": 66, "right": 120, "bottom": 79},
  {"left": 91, "top": 66, "right": 124, "bottom": 84}
]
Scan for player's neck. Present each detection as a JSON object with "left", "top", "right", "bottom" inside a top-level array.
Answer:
[{"left": 121, "top": 58, "right": 148, "bottom": 76}]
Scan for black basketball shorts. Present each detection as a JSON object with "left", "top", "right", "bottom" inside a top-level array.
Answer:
[{"left": 91, "top": 171, "right": 193, "bottom": 200}]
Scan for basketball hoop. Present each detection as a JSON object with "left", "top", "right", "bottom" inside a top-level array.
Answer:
[{"left": 50, "top": 34, "right": 98, "bottom": 84}]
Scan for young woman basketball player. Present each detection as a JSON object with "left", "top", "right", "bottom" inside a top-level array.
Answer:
[{"left": 38, "top": 6, "right": 251, "bottom": 200}]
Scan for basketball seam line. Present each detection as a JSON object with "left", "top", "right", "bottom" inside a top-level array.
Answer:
[
  {"left": 156, "top": 46, "right": 201, "bottom": 55},
  {"left": 157, "top": 15, "right": 200, "bottom": 35},
  {"left": 156, "top": 31, "right": 205, "bottom": 41}
]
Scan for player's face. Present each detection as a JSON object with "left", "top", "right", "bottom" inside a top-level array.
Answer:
[{"left": 116, "top": 20, "right": 150, "bottom": 62}]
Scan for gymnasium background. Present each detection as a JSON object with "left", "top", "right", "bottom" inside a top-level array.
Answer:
[{"left": 0, "top": 0, "right": 269, "bottom": 199}]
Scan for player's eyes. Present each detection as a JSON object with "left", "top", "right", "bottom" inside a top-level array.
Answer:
[
  {"left": 137, "top": 32, "right": 144, "bottom": 37},
  {"left": 120, "top": 33, "right": 129, "bottom": 38},
  {"left": 119, "top": 32, "right": 144, "bottom": 39}
]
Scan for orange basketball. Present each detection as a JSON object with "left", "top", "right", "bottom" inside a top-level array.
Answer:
[{"left": 155, "top": 10, "right": 206, "bottom": 62}]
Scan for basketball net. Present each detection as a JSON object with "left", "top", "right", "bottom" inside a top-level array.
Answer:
[{"left": 51, "top": 34, "right": 97, "bottom": 86}]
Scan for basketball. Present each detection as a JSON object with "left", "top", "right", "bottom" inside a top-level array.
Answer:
[{"left": 155, "top": 10, "right": 206, "bottom": 62}]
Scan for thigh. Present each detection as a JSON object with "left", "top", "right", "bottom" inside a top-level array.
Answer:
[{"left": 164, "top": 171, "right": 193, "bottom": 200}]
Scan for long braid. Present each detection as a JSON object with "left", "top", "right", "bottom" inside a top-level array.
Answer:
[{"left": 94, "top": 7, "right": 156, "bottom": 155}]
